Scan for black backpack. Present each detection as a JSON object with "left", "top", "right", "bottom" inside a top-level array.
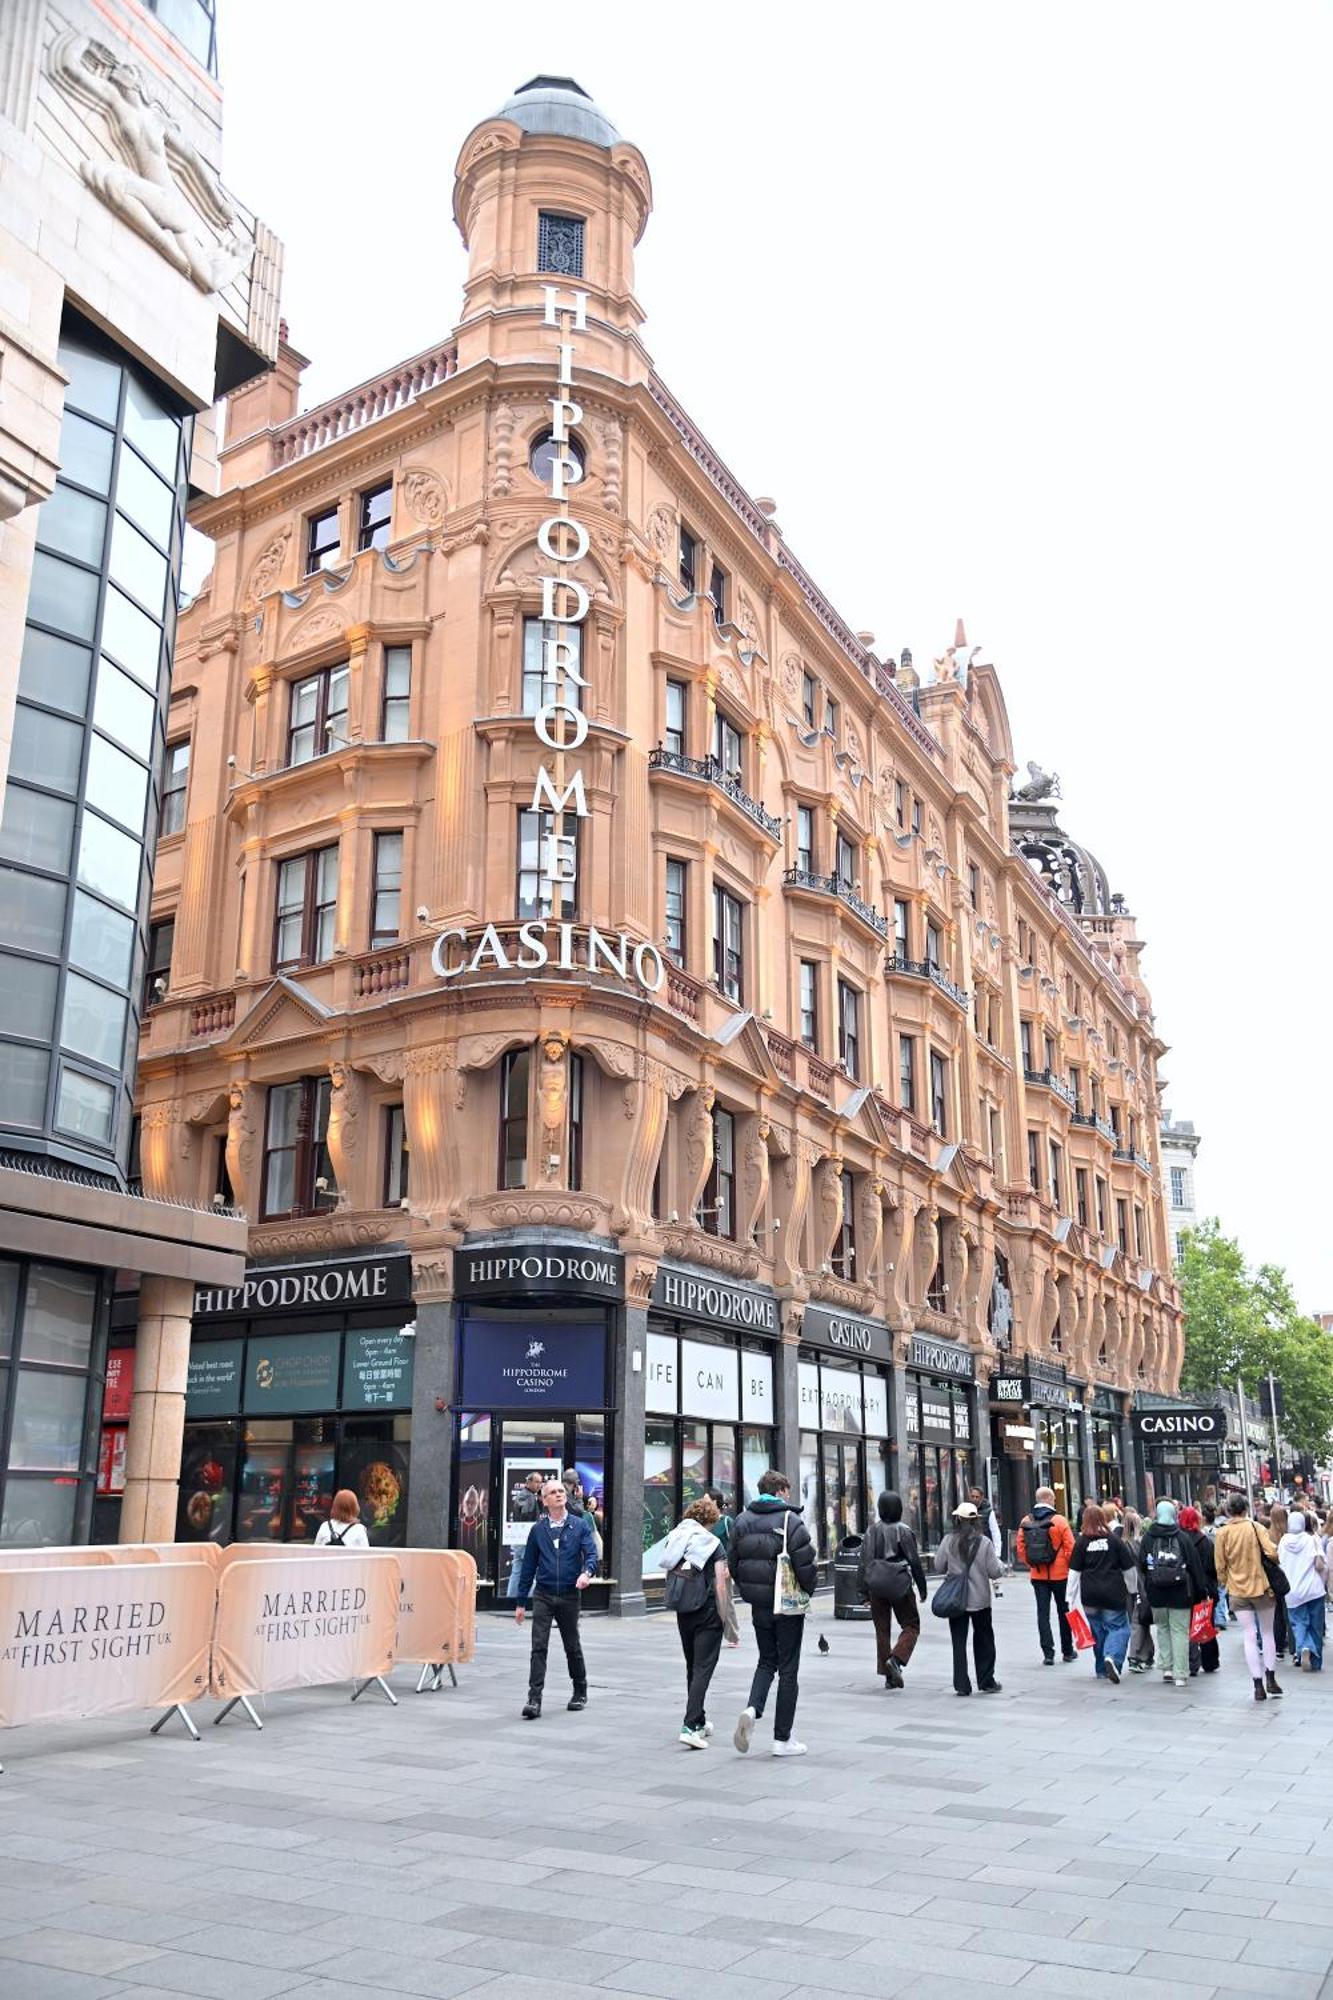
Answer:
[
  {"left": 326, "top": 1521, "right": 352, "bottom": 1547},
  {"left": 664, "top": 1557, "right": 710, "bottom": 1614},
  {"left": 1145, "top": 1529, "right": 1186, "bottom": 1584},
  {"left": 865, "top": 1522, "right": 915, "bottom": 1606},
  {"left": 1023, "top": 1514, "right": 1056, "bottom": 1567}
]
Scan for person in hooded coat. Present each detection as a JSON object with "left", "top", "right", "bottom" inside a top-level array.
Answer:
[
  {"left": 1280, "top": 1509, "right": 1327, "bottom": 1671},
  {"left": 728, "top": 1468, "right": 819, "bottom": 1757},
  {"left": 857, "top": 1490, "right": 928, "bottom": 1689},
  {"left": 660, "top": 1494, "right": 737, "bottom": 1748},
  {"left": 1138, "top": 1498, "right": 1208, "bottom": 1687}
]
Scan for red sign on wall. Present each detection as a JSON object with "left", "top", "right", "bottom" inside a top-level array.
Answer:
[
  {"left": 102, "top": 1350, "right": 135, "bottom": 1424},
  {"left": 97, "top": 1426, "right": 127, "bottom": 1497}
]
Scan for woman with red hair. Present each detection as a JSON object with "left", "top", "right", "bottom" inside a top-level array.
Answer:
[
  {"left": 1068, "top": 1502, "right": 1137, "bottom": 1684},
  {"left": 1178, "top": 1506, "right": 1219, "bottom": 1675}
]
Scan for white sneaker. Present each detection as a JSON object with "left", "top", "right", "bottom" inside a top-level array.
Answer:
[
  {"left": 703, "top": 1721, "right": 714, "bottom": 1737},
  {"left": 733, "top": 1706, "right": 756, "bottom": 1755},
  {"left": 678, "top": 1727, "right": 707, "bottom": 1750},
  {"left": 772, "top": 1738, "right": 807, "bottom": 1757}
]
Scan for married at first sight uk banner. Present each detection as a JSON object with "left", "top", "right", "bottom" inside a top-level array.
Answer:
[
  {"left": 0, "top": 1561, "right": 215, "bottom": 1728},
  {"left": 209, "top": 1551, "right": 400, "bottom": 1697}
]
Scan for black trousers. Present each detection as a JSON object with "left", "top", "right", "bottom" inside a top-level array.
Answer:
[
  {"left": 528, "top": 1589, "right": 586, "bottom": 1697},
  {"left": 677, "top": 1605, "right": 725, "bottom": 1730},
  {"left": 1032, "top": 1577, "right": 1074, "bottom": 1660},
  {"left": 748, "top": 1607, "right": 804, "bottom": 1742},
  {"left": 949, "top": 1607, "right": 997, "bottom": 1693}
]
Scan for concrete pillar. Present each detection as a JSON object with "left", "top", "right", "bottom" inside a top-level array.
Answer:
[
  {"left": 775, "top": 1333, "right": 801, "bottom": 1482},
  {"left": 119, "top": 1275, "right": 195, "bottom": 1543},
  {"left": 406, "top": 1297, "right": 454, "bottom": 1547},
  {"left": 608, "top": 1303, "right": 647, "bottom": 1616}
]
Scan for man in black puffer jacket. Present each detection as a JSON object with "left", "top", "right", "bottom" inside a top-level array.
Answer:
[{"left": 728, "top": 1469, "right": 819, "bottom": 1758}]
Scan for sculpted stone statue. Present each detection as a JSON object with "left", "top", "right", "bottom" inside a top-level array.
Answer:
[
  {"left": 1014, "top": 761, "right": 1061, "bottom": 803},
  {"left": 50, "top": 33, "right": 250, "bottom": 293}
]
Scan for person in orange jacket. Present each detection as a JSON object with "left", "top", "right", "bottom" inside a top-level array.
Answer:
[{"left": 1015, "top": 1486, "right": 1077, "bottom": 1664}]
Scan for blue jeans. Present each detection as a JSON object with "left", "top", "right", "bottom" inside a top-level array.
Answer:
[
  {"left": 1088, "top": 1607, "right": 1130, "bottom": 1677},
  {"left": 1288, "top": 1597, "right": 1326, "bottom": 1669}
]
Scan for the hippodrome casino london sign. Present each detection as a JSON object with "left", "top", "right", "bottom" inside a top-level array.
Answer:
[{"left": 431, "top": 282, "right": 665, "bottom": 999}]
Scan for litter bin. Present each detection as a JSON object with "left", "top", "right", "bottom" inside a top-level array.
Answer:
[{"left": 833, "top": 1534, "right": 870, "bottom": 1619}]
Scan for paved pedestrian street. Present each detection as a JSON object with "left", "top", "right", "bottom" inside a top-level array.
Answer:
[{"left": 2, "top": 1585, "right": 1332, "bottom": 2000}]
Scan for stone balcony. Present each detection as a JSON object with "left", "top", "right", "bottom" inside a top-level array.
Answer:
[
  {"left": 648, "top": 746, "right": 781, "bottom": 841},
  {"left": 782, "top": 867, "right": 889, "bottom": 940}
]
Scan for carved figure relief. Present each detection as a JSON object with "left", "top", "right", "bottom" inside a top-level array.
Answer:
[
  {"left": 225, "top": 1081, "right": 257, "bottom": 1217},
  {"left": 814, "top": 1156, "right": 844, "bottom": 1271},
  {"left": 538, "top": 1032, "right": 569, "bottom": 1170},
  {"left": 646, "top": 504, "right": 675, "bottom": 562},
  {"left": 598, "top": 418, "right": 623, "bottom": 513},
  {"left": 738, "top": 1118, "right": 771, "bottom": 1246},
  {"left": 50, "top": 34, "right": 250, "bottom": 293},
  {"left": 401, "top": 467, "right": 448, "bottom": 528},
  {"left": 243, "top": 532, "right": 290, "bottom": 610},
  {"left": 324, "top": 1063, "right": 362, "bottom": 1206},
  {"left": 858, "top": 1178, "right": 884, "bottom": 1284}
]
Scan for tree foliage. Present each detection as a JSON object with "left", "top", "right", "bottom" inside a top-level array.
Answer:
[{"left": 1178, "top": 1220, "right": 1333, "bottom": 1458}]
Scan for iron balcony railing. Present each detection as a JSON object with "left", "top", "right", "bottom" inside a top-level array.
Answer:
[
  {"left": 1023, "top": 1066, "right": 1078, "bottom": 1110},
  {"left": 649, "top": 746, "right": 781, "bottom": 840},
  {"left": 886, "top": 954, "right": 970, "bottom": 1009},
  {"left": 782, "top": 867, "right": 889, "bottom": 939}
]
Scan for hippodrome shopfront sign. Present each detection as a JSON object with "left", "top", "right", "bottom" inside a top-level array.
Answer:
[{"left": 431, "top": 281, "right": 665, "bottom": 1000}]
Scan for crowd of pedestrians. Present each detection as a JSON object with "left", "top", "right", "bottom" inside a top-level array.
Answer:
[{"left": 509, "top": 1463, "right": 1333, "bottom": 1748}]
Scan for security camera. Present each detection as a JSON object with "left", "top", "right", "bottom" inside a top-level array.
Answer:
[
  {"left": 211, "top": 1193, "right": 226, "bottom": 1208},
  {"left": 399, "top": 1197, "right": 410, "bottom": 1210},
  {"left": 398, "top": 1321, "right": 417, "bottom": 1339},
  {"left": 416, "top": 906, "right": 430, "bottom": 924},
  {"left": 226, "top": 754, "right": 236, "bottom": 768}
]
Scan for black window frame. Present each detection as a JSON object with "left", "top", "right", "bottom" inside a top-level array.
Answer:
[
  {"left": 357, "top": 481, "right": 392, "bottom": 554},
  {"left": 286, "top": 660, "right": 349, "bottom": 766},
  {"left": 516, "top": 808, "right": 580, "bottom": 921},
  {"left": 712, "top": 883, "right": 744, "bottom": 1005},
  {"left": 160, "top": 737, "right": 189, "bottom": 837},
  {"left": 711, "top": 706, "right": 742, "bottom": 778},
  {"left": 371, "top": 829, "right": 403, "bottom": 948},
  {"left": 898, "top": 1033, "right": 916, "bottom": 1113},
  {"left": 664, "top": 678, "right": 686, "bottom": 756},
  {"left": 305, "top": 505, "right": 340, "bottom": 575},
  {"left": 798, "top": 960, "right": 818, "bottom": 1049},
  {"left": 664, "top": 857, "right": 687, "bottom": 966},
  {"left": 1076, "top": 1167, "right": 1090, "bottom": 1228},
  {"left": 144, "top": 914, "right": 174, "bottom": 1009},
  {"left": 499, "top": 1047, "right": 530, "bottom": 1190},
  {"left": 929, "top": 1050, "right": 948, "bottom": 1135},
  {"left": 272, "top": 842, "right": 339, "bottom": 970},
  {"left": 796, "top": 804, "right": 815, "bottom": 873},
  {"left": 834, "top": 829, "right": 856, "bottom": 893},
  {"left": 1028, "top": 1130, "right": 1041, "bottom": 1192},
  {"left": 569, "top": 1052, "right": 584, "bottom": 1192},
  {"left": 832, "top": 1166, "right": 856, "bottom": 1278},
  {"left": 708, "top": 559, "right": 728, "bottom": 625},
  {"left": 802, "top": 671, "right": 819, "bottom": 730},
  {"left": 260, "top": 1075, "right": 336, "bottom": 1220},
  {"left": 381, "top": 644, "right": 411, "bottom": 741},
  {"left": 894, "top": 898, "right": 910, "bottom": 959},
  {"left": 703, "top": 1104, "right": 735, "bottom": 1238},
  {"left": 837, "top": 978, "right": 860, "bottom": 1080},
  {"left": 679, "top": 524, "right": 698, "bottom": 596},
  {"left": 383, "top": 1102, "right": 409, "bottom": 1207}
]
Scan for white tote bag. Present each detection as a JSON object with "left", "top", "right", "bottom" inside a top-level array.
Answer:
[{"left": 773, "top": 1511, "right": 811, "bottom": 1617}]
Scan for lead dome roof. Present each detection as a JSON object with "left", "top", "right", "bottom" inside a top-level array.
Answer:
[{"left": 498, "top": 76, "right": 621, "bottom": 149}]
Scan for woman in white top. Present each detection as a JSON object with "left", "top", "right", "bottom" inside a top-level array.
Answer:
[
  {"left": 315, "top": 1488, "right": 370, "bottom": 1548},
  {"left": 1279, "top": 1510, "right": 1327, "bottom": 1671}
]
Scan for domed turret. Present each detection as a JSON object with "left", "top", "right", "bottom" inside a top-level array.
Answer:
[
  {"left": 1009, "top": 776, "right": 1117, "bottom": 918},
  {"left": 497, "top": 76, "right": 621, "bottom": 149}
]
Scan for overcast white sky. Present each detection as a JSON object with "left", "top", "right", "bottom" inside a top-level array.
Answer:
[{"left": 215, "top": 1, "right": 1332, "bottom": 1310}]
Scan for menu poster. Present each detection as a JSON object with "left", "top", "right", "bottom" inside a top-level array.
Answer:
[
  {"left": 340, "top": 1437, "right": 410, "bottom": 1546},
  {"left": 102, "top": 1350, "right": 134, "bottom": 1423},
  {"left": 244, "top": 1332, "right": 340, "bottom": 1416},
  {"left": 96, "top": 1426, "right": 127, "bottom": 1497},
  {"left": 343, "top": 1329, "right": 414, "bottom": 1412},
  {"left": 177, "top": 1434, "right": 236, "bottom": 1543},
  {"left": 185, "top": 1340, "right": 244, "bottom": 1417}
]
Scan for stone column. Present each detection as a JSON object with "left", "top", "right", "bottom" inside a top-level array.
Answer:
[
  {"left": 119, "top": 1275, "right": 195, "bottom": 1543},
  {"left": 608, "top": 1302, "right": 648, "bottom": 1616},
  {"left": 406, "top": 1295, "right": 455, "bottom": 1548},
  {"left": 775, "top": 1332, "right": 801, "bottom": 1483}
]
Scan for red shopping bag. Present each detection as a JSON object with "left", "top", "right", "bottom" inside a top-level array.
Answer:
[
  {"left": 1189, "top": 1600, "right": 1216, "bottom": 1644},
  {"left": 1066, "top": 1604, "right": 1095, "bottom": 1651}
]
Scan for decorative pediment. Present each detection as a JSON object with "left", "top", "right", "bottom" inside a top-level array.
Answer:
[
  {"left": 930, "top": 1140, "right": 986, "bottom": 1203},
  {"left": 711, "top": 1011, "right": 781, "bottom": 1087},
  {"left": 834, "top": 1085, "right": 894, "bottom": 1152},
  {"left": 222, "top": 976, "right": 334, "bottom": 1052}
]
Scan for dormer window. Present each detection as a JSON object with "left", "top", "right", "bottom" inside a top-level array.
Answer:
[{"left": 538, "top": 212, "right": 585, "bottom": 277}]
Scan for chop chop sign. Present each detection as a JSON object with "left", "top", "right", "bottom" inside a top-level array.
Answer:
[{"left": 432, "top": 285, "right": 664, "bottom": 998}]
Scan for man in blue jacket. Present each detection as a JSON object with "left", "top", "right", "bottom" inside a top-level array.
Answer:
[{"left": 515, "top": 1477, "right": 599, "bottom": 1719}]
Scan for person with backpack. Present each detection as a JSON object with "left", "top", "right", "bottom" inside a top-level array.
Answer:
[
  {"left": 1015, "top": 1486, "right": 1076, "bottom": 1665},
  {"left": 728, "top": 1468, "right": 819, "bottom": 1758},
  {"left": 858, "top": 1490, "right": 928, "bottom": 1689},
  {"left": 1138, "top": 1497, "right": 1208, "bottom": 1686},
  {"left": 1068, "top": 1501, "right": 1137, "bottom": 1683},
  {"left": 661, "top": 1495, "right": 737, "bottom": 1747},
  {"left": 316, "top": 1489, "right": 369, "bottom": 1548},
  {"left": 933, "top": 1500, "right": 1003, "bottom": 1695},
  {"left": 1178, "top": 1505, "right": 1220, "bottom": 1675},
  {"left": 1214, "top": 1491, "right": 1285, "bottom": 1700}
]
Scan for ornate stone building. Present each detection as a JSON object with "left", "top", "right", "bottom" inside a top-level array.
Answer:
[{"left": 132, "top": 76, "right": 1179, "bottom": 1598}]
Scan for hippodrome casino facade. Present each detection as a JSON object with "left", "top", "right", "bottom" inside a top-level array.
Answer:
[{"left": 112, "top": 75, "right": 1201, "bottom": 1606}]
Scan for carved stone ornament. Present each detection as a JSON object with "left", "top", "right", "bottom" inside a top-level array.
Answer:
[
  {"left": 781, "top": 652, "right": 804, "bottom": 707},
  {"left": 49, "top": 33, "right": 251, "bottom": 294},
  {"left": 243, "top": 532, "right": 290, "bottom": 610},
  {"left": 401, "top": 467, "right": 449, "bottom": 528},
  {"left": 646, "top": 504, "right": 675, "bottom": 559},
  {"left": 280, "top": 606, "right": 345, "bottom": 658}
]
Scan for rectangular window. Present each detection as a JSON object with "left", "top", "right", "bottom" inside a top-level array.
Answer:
[
  {"left": 568, "top": 1052, "right": 584, "bottom": 1192},
  {"left": 796, "top": 805, "right": 814, "bottom": 873},
  {"left": 1170, "top": 1165, "right": 1186, "bottom": 1207},
  {"left": 911, "top": 796, "right": 922, "bottom": 834},
  {"left": 833, "top": 1167, "right": 856, "bottom": 1278},
  {"left": 516, "top": 809, "right": 579, "bottom": 920},
  {"left": 273, "top": 844, "right": 338, "bottom": 968},
  {"left": 538, "top": 211, "right": 584, "bottom": 277},
  {"left": 708, "top": 560, "right": 728, "bottom": 625},
  {"left": 704, "top": 1105, "right": 735, "bottom": 1237},
  {"left": 834, "top": 830, "right": 856, "bottom": 893},
  {"left": 1091, "top": 1074, "right": 1102, "bottom": 1117},
  {"left": 802, "top": 671, "right": 819, "bottom": 730},
  {"left": 305, "top": 506, "right": 340, "bottom": 574},
  {"left": 824, "top": 694, "right": 840, "bottom": 743},
  {"left": 898, "top": 1034, "right": 916, "bottom": 1113},
  {"left": 144, "top": 916, "right": 174, "bottom": 1008},
  {"left": 371, "top": 831, "right": 403, "bottom": 947},
  {"left": 261, "top": 1076, "right": 335, "bottom": 1219},
  {"left": 1069, "top": 1065, "right": 1083, "bottom": 1113},
  {"left": 357, "top": 482, "right": 392, "bottom": 553},
  {"left": 499, "top": 1048, "right": 530, "bottom": 1189},
  {"left": 665, "top": 858, "right": 687, "bottom": 965},
  {"left": 925, "top": 920, "right": 942, "bottom": 971},
  {"left": 989, "top": 1105, "right": 1004, "bottom": 1176},
  {"left": 287, "top": 661, "right": 349, "bottom": 765},
  {"left": 929, "top": 1050, "right": 947, "bottom": 1136},
  {"left": 837, "top": 979, "right": 860, "bottom": 1079},
  {"left": 1096, "top": 1176, "right": 1108, "bottom": 1235},
  {"left": 1049, "top": 1139, "right": 1063, "bottom": 1210},
  {"left": 664, "top": 678, "right": 686, "bottom": 756},
  {"left": 384, "top": 1103, "right": 409, "bottom": 1206},
  {"left": 712, "top": 884, "right": 744, "bottom": 1004},
  {"left": 1110, "top": 1103, "right": 1123, "bottom": 1142},
  {"left": 1020, "top": 1020, "right": 1033, "bottom": 1069},
  {"left": 1076, "top": 1167, "right": 1090, "bottom": 1227},
  {"left": 968, "top": 863, "right": 980, "bottom": 909},
  {"left": 893, "top": 898, "right": 909, "bottom": 960},
  {"left": 1028, "top": 1130, "right": 1041, "bottom": 1193},
  {"left": 161, "top": 739, "right": 189, "bottom": 836},
  {"left": 381, "top": 645, "right": 411, "bottom": 741},
  {"left": 711, "top": 707, "right": 742, "bottom": 776},
  {"left": 523, "top": 617, "right": 582, "bottom": 717},
  {"left": 679, "top": 525, "right": 698, "bottom": 596},
  {"left": 799, "top": 960, "right": 818, "bottom": 1049},
  {"left": 1133, "top": 1205, "right": 1145, "bottom": 1258},
  {"left": 1044, "top": 1031, "right": 1056, "bottom": 1072},
  {"left": 1116, "top": 1197, "right": 1129, "bottom": 1253},
  {"left": 894, "top": 779, "right": 906, "bottom": 829}
]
